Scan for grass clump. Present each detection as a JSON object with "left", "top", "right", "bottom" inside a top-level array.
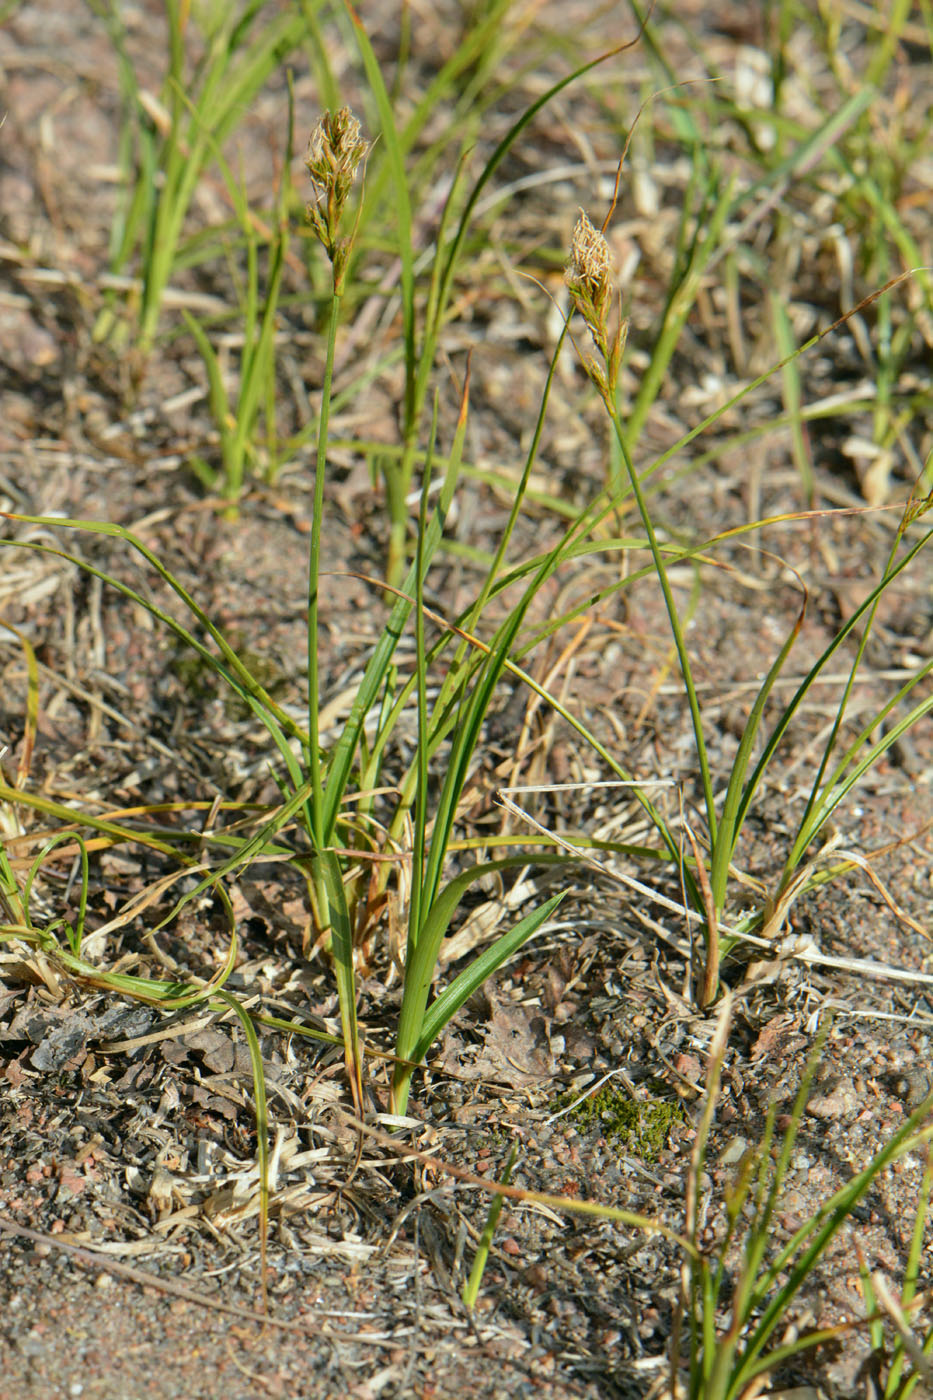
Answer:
[
  {"left": 93, "top": 0, "right": 308, "bottom": 361},
  {"left": 563, "top": 191, "right": 933, "bottom": 1007},
  {"left": 669, "top": 1001, "right": 933, "bottom": 1400}
]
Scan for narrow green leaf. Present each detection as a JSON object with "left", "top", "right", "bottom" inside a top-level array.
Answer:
[{"left": 413, "top": 891, "right": 565, "bottom": 1061}]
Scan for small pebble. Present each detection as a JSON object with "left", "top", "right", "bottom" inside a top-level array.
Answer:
[{"left": 720, "top": 1136, "right": 749, "bottom": 1167}]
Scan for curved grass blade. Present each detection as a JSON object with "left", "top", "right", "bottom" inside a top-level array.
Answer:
[
  {"left": 412, "top": 890, "right": 565, "bottom": 1066},
  {"left": 0, "top": 518, "right": 308, "bottom": 761}
]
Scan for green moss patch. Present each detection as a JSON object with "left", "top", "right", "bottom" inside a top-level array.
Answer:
[{"left": 559, "top": 1088, "right": 685, "bottom": 1160}]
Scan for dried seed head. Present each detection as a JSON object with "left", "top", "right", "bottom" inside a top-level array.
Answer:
[
  {"left": 305, "top": 107, "right": 370, "bottom": 289},
  {"left": 565, "top": 210, "right": 625, "bottom": 401},
  {"left": 567, "top": 211, "right": 612, "bottom": 302},
  {"left": 306, "top": 107, "right": 368, "bottom": 198}
]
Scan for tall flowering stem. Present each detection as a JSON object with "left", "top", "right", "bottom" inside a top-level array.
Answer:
[
  {"left": 566, "top": 210, "right": 718, "bottom": 931},
  {"left": 304, "top": 109, "right": 369, "bottom": 1106},
  {"left": 304, "top": 107, "right": 370, "bottom": 841}
]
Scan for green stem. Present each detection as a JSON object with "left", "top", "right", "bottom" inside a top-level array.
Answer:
[
  {"left": 609, "top": 412, "right": 716, "bottom": 844},
  {"left": 307, "top": 291, "right": 341, "bottom": 847},
  {"left": 305, "top": 290, "right": 343, "bottom": 941}
]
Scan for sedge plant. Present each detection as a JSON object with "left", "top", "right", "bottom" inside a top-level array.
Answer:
[
  {"left": 670, "top": 997, "right": 933, "bottom": 1399},
  {"left": 0, "top": 69, "right": 931, "bottom": 1376},
  {"left": 0, "top": 103, "right": 602, "bottom": 1126},
  {"left": 563, "top": 199, "right": 933, "bottom": 1007}
]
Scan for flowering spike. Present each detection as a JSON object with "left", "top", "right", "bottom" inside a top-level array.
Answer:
[
  {"left": 305, "top": 107, "right": 370, "bottom": 291},
  {"left": 565, "top": 209, "right": 627, "bottom": 402}
]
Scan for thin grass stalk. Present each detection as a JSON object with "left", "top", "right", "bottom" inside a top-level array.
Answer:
[
  {"left": 407, "top": 398, "right": 440, "bottom": 956},
  {"left": 0, "top": 780, "right": 201, "bottom": 862},
  {"left": 801, "top": 502, "right": 915, "bottom": 807},
  {"left": 136, "top": 0, "right": 187, "bottom": 352},
  {"left": 151, "top": 775, "right": 325, "bottom": 942},
  {"left": 18, "top": 872, "right": 240, "bottom": 1008},
  {"left": 462, "top": 1141, "right": 519, "bottom": 1309},
  {"left": 256, "top": 94, "right": 294, "bottom": 488},
  {"left": 411, "top": 574, "right": 572, "bottom": 927},
  {"left": 307, "top": 291, "right": 341, "bottom": 852},
  {"left": 861, "top": 1261, "right": 889, "bottom": 1389},
  {"left": 783, "top": 490, "right": 933, "bottom": 879},
  {"left": 883, "top": 1149, "right": 933, "bottom": 1397},
  {"left": 346, "top": 0, "right": 510, "bottom": 244},
  {"left": 87, "top": 2, "right": 150, "bottom": 330},
  {"left": 728, "top": 1100, "right": 933, "bottom": 1396},
  {"left": 609, "top": 418, "right": 717, "bottom": 845}
]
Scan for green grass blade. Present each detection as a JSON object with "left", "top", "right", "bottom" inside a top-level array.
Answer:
[
  {"left": 412, "top": 891, "right": 565, "bottom": 1064},
  {"left": 319, "top": 847, "right": 362, "bottom": 1109},
  {"left": 783, "top": 677, "right": 933, "bottom": 877},
  {"left": 320, "top": 375, "right": 470, "bottom": 840},
  {"left": 462, "top": 1139, "right": 519, "bottom": 1310},
  {"left": 709, "top": 588, "right": 806, "bottom": 911},
  {"left": 733, "top": 522, "right": 933, "bottom": 841}
]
